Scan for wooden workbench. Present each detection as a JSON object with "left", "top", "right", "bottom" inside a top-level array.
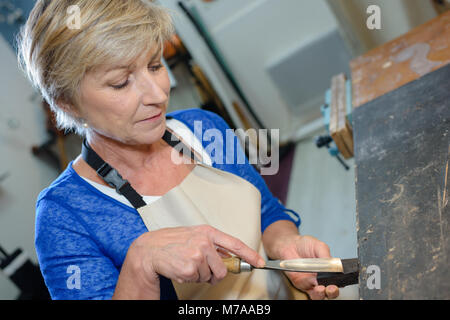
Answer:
[
  {"left": 351, "top": 11, "right": 450, "bottom": 299},
  {"left": 350, "top": 10, "right": 450, "bottom": 108}
]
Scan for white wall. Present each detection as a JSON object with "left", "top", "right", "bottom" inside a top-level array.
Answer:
[
  {"left": 163, "top": 0, "right": 439, "bottom": 143},
  {"left": 0, "top": 36, "right": 57, "bottom": 299},
  {"left": 161, "top": 0, "right": 339, "bottom": 142},
  {"left": 328, "top": 0, "right": 438, "bottom": 54}
]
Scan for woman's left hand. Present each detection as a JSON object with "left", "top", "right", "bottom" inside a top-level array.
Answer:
[{"left": 276, "top": 234, "right": 340, "bottom": 300}]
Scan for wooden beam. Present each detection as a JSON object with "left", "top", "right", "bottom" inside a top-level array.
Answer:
[{"left": 330, "top": 73, "right": 353, "bottom": 159}]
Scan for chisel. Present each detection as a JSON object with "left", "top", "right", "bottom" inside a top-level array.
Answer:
[{"left": 222, "top": 257, "right": 359, "bottom": 288}]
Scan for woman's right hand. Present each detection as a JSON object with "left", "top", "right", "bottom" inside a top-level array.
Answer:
[{"left": 113, "top": 224, "right": 265, "bottom": 299}]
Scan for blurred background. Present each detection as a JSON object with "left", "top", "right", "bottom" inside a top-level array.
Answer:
[{"left": 0, "top": 0, "right": 448, "bottom": 300}]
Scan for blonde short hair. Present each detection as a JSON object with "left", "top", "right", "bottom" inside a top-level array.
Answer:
[{"left": 17, "top": 0, "right": 174, "bottom": 135}]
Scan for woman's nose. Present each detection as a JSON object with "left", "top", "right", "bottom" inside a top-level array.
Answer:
[{"left": 137, "top": 72, "right": 169, "bottom": 105}]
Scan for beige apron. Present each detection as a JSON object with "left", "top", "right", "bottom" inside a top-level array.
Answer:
[
  {"left": 81, "top": 123, "right": 306, "bottom": 300},
  {"left": 135, "top": 128, "right": 305, "bottom": 300}
]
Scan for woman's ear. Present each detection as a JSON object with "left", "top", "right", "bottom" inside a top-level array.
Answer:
[{"left": 56, "top": 97, "right": 80, "bottom": 118}]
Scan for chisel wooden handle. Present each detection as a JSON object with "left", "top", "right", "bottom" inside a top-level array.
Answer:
[
  {"left": 222, "top": 257, "right": 241, "bottom": 273},
  {"left": 222, "top": 257, "right": 253, "bottom": 273}
]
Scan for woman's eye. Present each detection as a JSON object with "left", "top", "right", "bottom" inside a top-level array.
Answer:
[
  {"left": 149, "top": 64, "right": 163, "bottom": 72},
  {"left": 111, "top": 80, "right": 129, "bottom": 90},
  {"left": 110, "top": 64, "right": 162, "bottom": 89}
]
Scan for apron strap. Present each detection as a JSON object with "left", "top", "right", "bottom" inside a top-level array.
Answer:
[
  {"left": 164, "top": 115, "right": 203, "bottom": 163},
  {"left": 81, "top": 116, "right": 200, "bottom": 209},
  {"left": 81, "top": 138, "right": 147, "bottom": 209}
]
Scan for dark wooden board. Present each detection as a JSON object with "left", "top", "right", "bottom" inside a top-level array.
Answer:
[{"left": 353, "top": 64, "right": 450, "bottom": 299}]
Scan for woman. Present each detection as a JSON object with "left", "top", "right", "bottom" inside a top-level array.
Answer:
[{"left": 17, "top": 0, "right": 339, "bottom": 300}]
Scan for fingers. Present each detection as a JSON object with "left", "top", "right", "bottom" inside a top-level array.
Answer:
[
  {"left": 187, "top": 234, "right": 223, "bottom": 283},
  {"left": 146, "top": 225, "right": 262, "bottom": 286},
  {"left": 309, "top": 242, "right": 339, "bottom": 299},
  {"left": 289, "top": 271, "right": 340, "bottom": 300},
  {"left": 206, "top": 249, "right": 228, "bottom": 285},
  {"left": 215, "top": 246, "right": 232, "bottom": 258},
  {"left": 196, "top": 254, "right": 212, "bottom": 283},
  {"left": 325, "top": 285, "right": 339, "bottom": 299},
  {"left": 284, "top": 236, "right": 341, "bottom": 300},
  {"left": 314, "top": 243, "right": 331, "bottom": 258},
  {"left": 308, "top": 285, "right": 326, "bottom": 300},
  {"left": 288, "top": 271, "right": 317, "bottom": 292},
  {"left": 204, "top": 226, "right": 265, "bottom": 268},
  {"left": 305, "top": 285, "right": 340, "bottom": 300}
]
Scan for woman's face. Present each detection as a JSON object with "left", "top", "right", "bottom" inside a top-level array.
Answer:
[{"left": 76, "top": 46, "right": 170, "bottom": 145}]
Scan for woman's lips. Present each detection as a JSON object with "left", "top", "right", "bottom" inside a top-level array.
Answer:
[{"left": 140, "top": 111, "right": 162, "bottom": 122}]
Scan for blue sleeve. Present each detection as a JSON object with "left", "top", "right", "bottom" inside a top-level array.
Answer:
[
  {"left": 35, "top": 198, "right": 119, "bottom": 300},
  {"left": 200, "top": 110, "right": 301, "bottom": 233}
]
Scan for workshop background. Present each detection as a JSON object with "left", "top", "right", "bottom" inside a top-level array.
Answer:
[{"left": 0, "top": 0, "right": 448, "bottom": 300}]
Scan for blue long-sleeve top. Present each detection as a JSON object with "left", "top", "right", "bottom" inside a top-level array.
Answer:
[{"left": 35, "top": 108, "right": 301, "bottom": 300}]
